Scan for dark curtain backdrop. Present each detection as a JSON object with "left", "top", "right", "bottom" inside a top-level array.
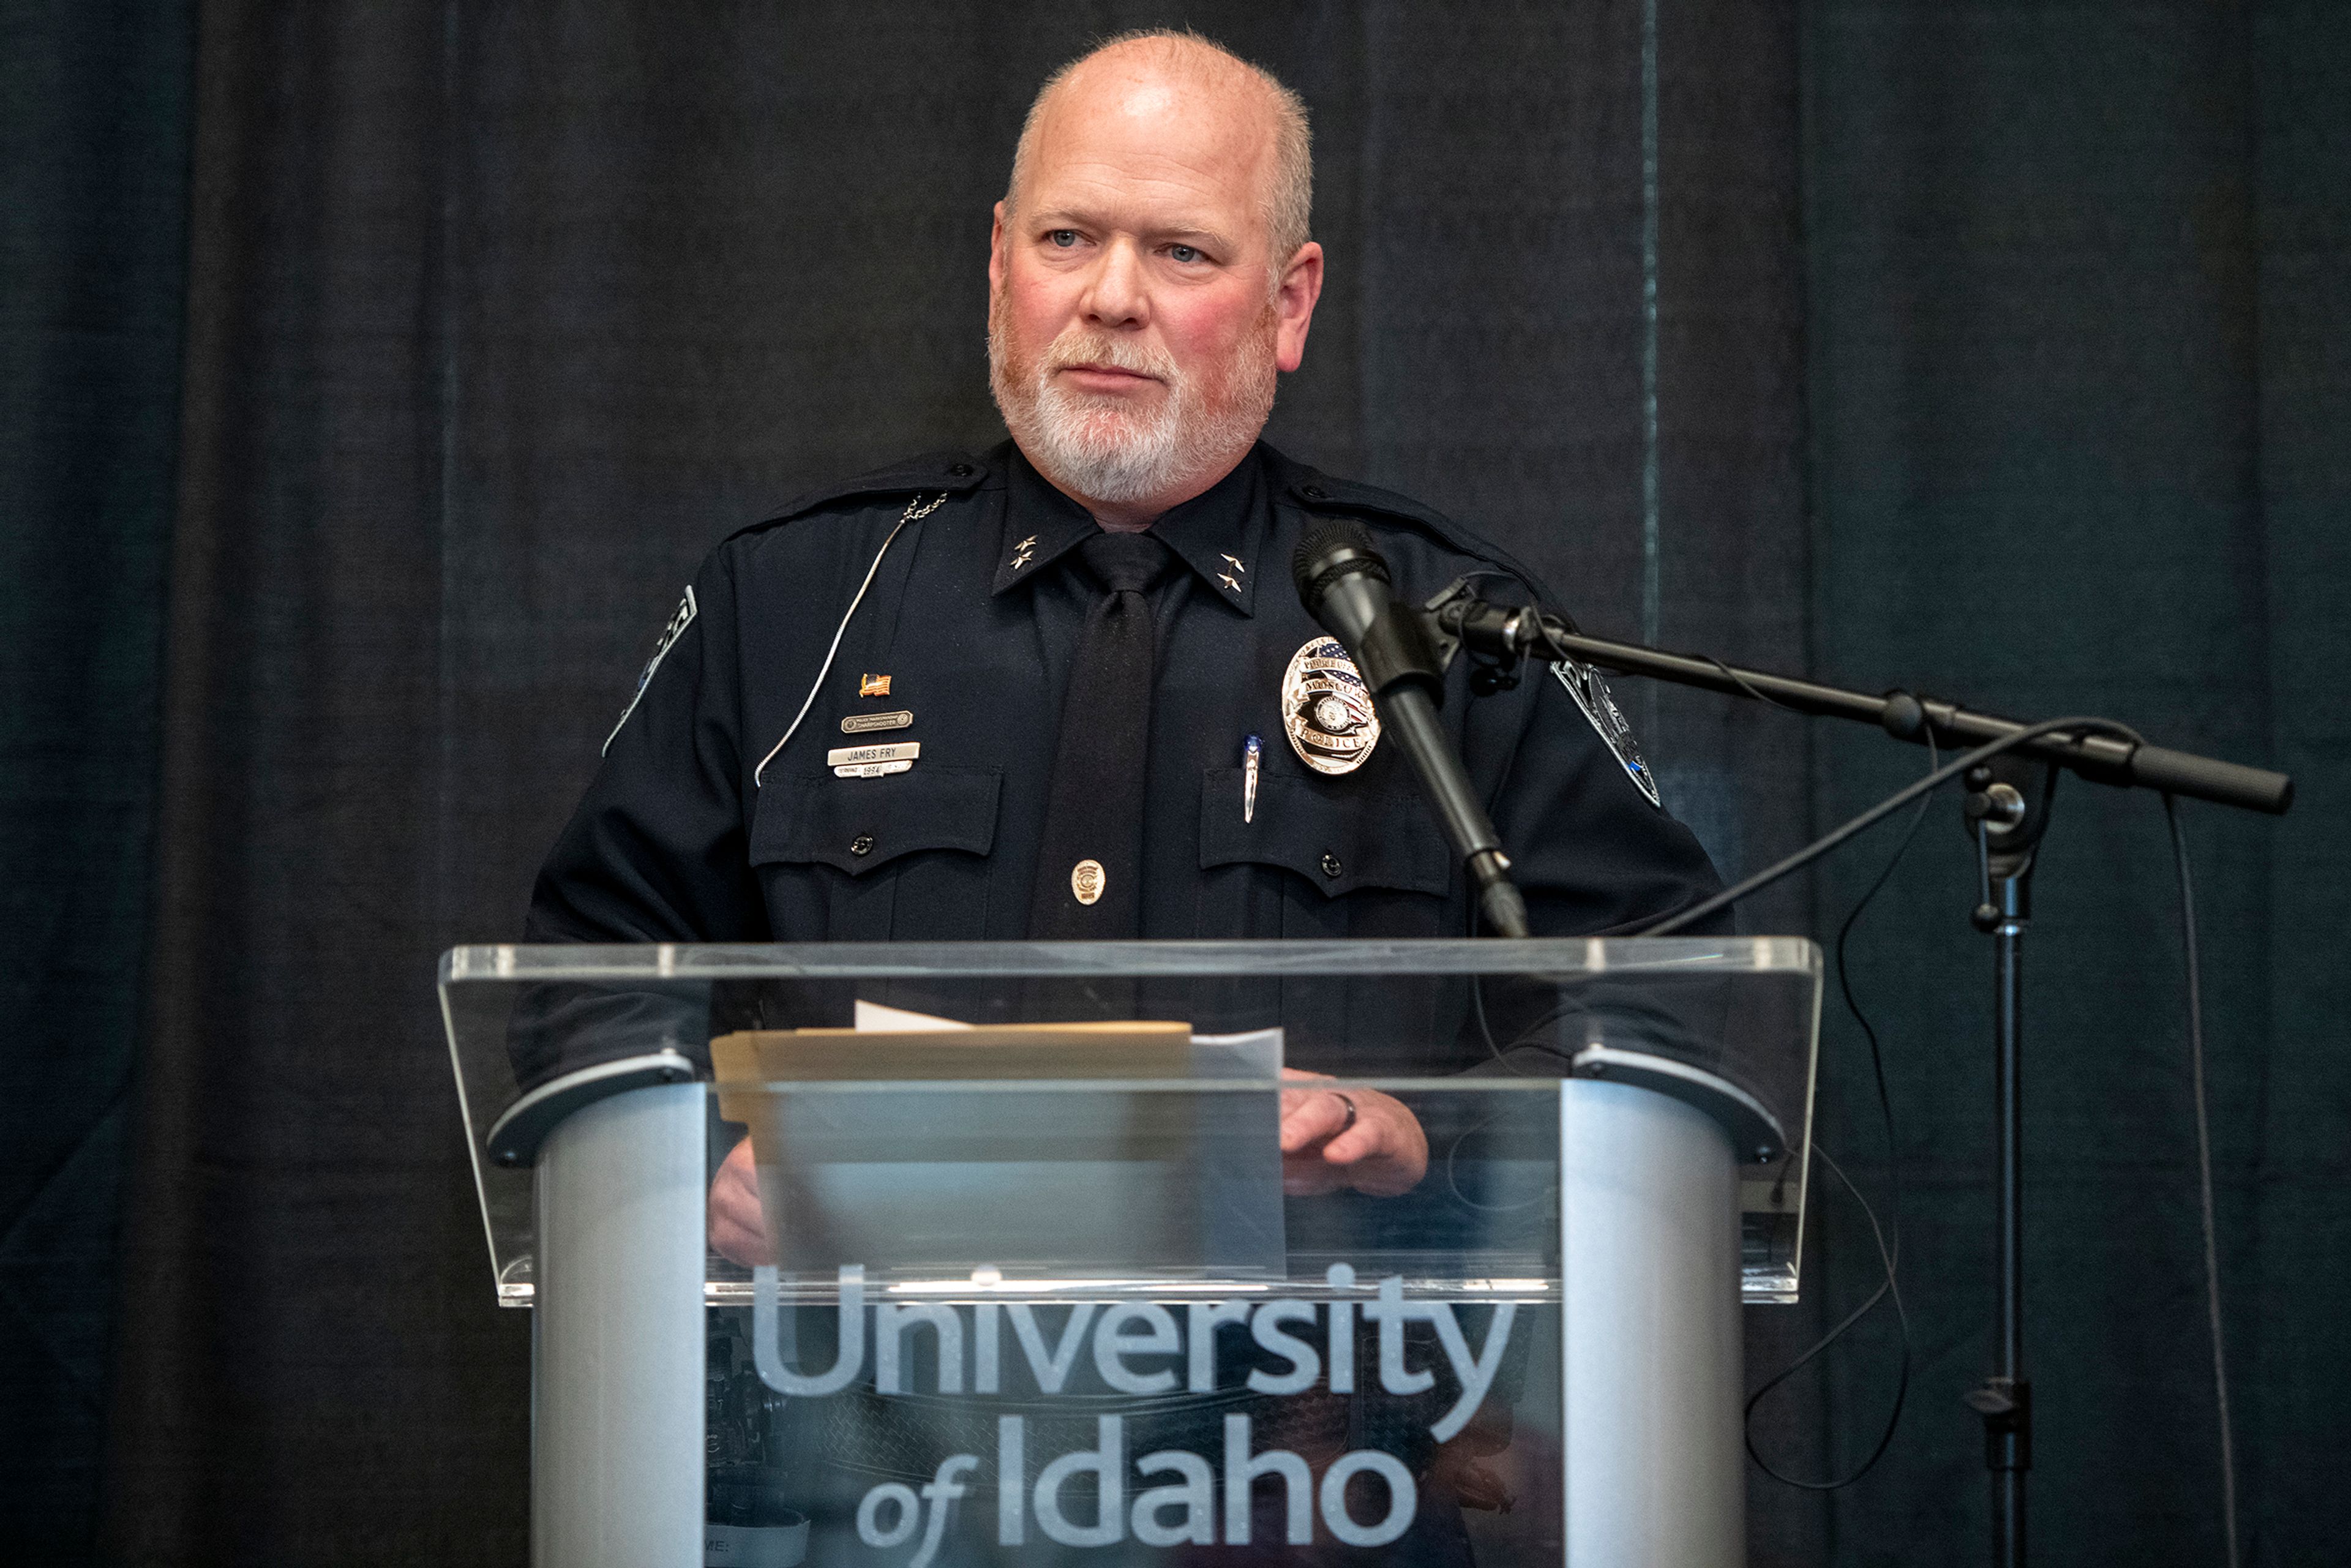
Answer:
[
  {"left": 0, "top": 0, "right": 193, "bottom": 1560},
  {"left": 0, "top": 1, "right": 2338, "bottom": 1565},
  {"left": 1802, "top": 5, "right": 2349, "bottom": 1564}
]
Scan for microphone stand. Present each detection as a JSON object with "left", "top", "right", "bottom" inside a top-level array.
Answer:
[
  {"left": 1424, "top": 580, "right": 2292, "bottom": 1568},
  {"left": 1958, "top": 751, "right": 2052, "bottom": 1568}
]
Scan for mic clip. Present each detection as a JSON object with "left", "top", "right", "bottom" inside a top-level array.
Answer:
[{"left": 1423, "top": 576, "right": 1543, "bottom": 697}]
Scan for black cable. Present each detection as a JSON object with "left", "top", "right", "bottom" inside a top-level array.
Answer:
[
  {"left": 1465, "top": 678, "right": 1532, "bottom": 1071},
  {"left": 1835, "top": 730, "right": 1935, "bottom": 1280},
  {"left": 2165, "top": 795, "right": 2239, "bottom": 1568},
  {"left": 1742, "top": 735, "right": 1933, "bottom": 1490},
  {"left": 1468, "top": 951, "right": 1508, "bottom": 1070},
  {"left": 1698, "top": 650, "right": 1807, "bottom": 716},
  {"left": 1637, "top": 716, "right": 2145, "bottom": 936},
  {"left": 1745, "top": 1143, "right": 1910, "bottom": 1489}
]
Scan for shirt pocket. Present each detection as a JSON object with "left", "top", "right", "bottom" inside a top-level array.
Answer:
[
  {"left": 751, "top": 767, "right": 1003, "bottom": 941},
  {"left": 1193, "top": 767, "right": 1460, "bottom": 1068},
  {"left": 1196, "top": 766, "right": 1452, "bottom": 938}
]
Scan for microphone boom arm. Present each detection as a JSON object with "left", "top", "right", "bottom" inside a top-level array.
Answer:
[{"left": 1423, "top": 579, "right": 2292, "bottom": 817}]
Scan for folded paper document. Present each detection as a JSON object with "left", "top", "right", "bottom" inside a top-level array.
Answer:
[{"left": 712, "top": 1008, "right": 1286, "bottom": 1282}]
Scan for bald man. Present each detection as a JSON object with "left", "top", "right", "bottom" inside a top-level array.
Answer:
[
  {"left": 525, "top": 31, "right": 1725, "bottom": 1250},
  {"left": 988, "top": 31, "right": 1321, "bottom": 529}
]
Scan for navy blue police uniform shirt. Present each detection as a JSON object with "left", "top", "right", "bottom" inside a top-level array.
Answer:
[{"left": 523, "top": 441, "right": 1726, "bottom": 1075}]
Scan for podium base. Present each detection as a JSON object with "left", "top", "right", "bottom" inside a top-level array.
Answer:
[{"left": 1564, "top": 1078, "right": 1744, "bottom": 1567}]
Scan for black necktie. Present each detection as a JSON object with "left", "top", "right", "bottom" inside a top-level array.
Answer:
[{"left": 1026, "top": 530, "right": 1173, "bottom": 940}]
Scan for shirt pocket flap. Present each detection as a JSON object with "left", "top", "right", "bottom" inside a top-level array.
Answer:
[
  {"left": 1198, "top": 767, "right": 1450, "bottom": 899},
  {"left": 753, "top": 767, "right": 1002, "bottom": 877}
]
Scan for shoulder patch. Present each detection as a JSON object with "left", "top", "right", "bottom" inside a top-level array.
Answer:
[
  {"left": 1553, "top": 657, "right": 1662, "bottom": 808},
  {"left": 602, "top": 586, "right": 697, "bottom": 756}
]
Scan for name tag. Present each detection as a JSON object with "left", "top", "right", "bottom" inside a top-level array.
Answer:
[
  {"left": 833, "top": 759, "right": 913, "bottom": 779},
  {"left": 827, "top": 741, "right": 920, "bottom": 769}
]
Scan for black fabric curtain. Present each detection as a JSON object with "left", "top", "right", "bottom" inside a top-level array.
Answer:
[
  {"left": 0, "top": 1, "right": 2339, "bottom": 1564},
  {"left": 1801, "top": 4, "right": 2351, "bottom": 1561},
  {"left": 0, "top": 0, "right": 193, "bottom": 1559}
]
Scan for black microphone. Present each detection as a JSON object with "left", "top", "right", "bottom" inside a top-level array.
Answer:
[{"left": 1293, "top": 521, "right": 1531, "bottom": 938}]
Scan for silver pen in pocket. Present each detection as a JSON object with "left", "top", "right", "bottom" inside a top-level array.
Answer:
[{"left": 1243, "top": 733, "right": 1261, "bottom": 824}]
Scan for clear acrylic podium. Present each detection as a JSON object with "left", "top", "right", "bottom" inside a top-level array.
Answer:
[{"left": 440, "top": 939, "right": 1820, "bottom": 1568}]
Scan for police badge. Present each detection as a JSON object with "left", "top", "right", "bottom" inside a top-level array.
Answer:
[
  {"left": 1552, "top": 656, "right": 1662, "bottom": 807},
  {"left": 1281, "top": 636, "right": 1381, "bottom": 775}
]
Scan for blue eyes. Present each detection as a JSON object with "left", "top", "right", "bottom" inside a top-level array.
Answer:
[{"left": 1040, "top": 232, "right": 1207, "bottom": 265}]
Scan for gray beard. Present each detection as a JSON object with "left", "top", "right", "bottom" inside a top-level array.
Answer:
[{"left": 989, "top": 318, "right": 1278, "bottom": 506}]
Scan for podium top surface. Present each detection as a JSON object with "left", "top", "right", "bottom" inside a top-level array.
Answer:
[
  {"left": 438, "top": 937, "right": 1824, "bottom": 1308},
  {"left": 441, "top": 935, "right": 1820, "bottom": 983}
]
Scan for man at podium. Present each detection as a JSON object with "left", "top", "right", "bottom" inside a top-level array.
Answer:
[{"left": 522, "top": 30, "right": 1725, "bottom": 1249}]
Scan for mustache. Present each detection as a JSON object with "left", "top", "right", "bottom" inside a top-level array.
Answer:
[{"left": 1038, "top": 331, "right": 1178, "bottom": 382}]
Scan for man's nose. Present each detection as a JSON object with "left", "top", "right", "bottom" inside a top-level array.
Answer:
[{"left": 1080, "top": 237, "right": 1149, "bottom": 329}]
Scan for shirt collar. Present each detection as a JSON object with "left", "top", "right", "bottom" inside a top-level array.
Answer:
[
  {"left": 992, "top": 445, "right": 1268, "bottom": 615},
  {"left": 991, "top": 452, "right": 1100, "bottom": 594}
]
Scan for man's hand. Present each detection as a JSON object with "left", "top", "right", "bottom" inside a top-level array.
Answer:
[
  {"left": 709, "top": 1136, "right": 773, "bottom": 1266},
  {"left": 1278, "top": 1068, "right": 1429, "bottom": 1197}
]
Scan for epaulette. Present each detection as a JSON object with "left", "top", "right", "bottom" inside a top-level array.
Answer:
[
  {"left": 1266, "top": 449, "right": 1561, "bottom": 605},
  {"left": 723, "top": 449, "right": 996, "bottom": 545}
]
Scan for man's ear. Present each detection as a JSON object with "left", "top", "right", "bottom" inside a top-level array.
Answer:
[
  {"left": 1273, "top": 240, "right": 1325, "bottom": 373},
  {"left": 988, "top": 201, "right": 1008, "bottom": 298}
]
